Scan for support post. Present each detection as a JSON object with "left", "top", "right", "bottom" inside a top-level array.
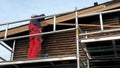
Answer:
[
  {"left": 112, "top": 40, "right": 117, "bottom": 57},
  {"left": 4, "top": 24, "right": 9, "bottom": 39},
  {"left": 53, "top": 15, "right": 56, "bottom": 31},
  {"left": 85, "top": 31, "right": 88, "bottom": 38},
  {"left": 75, "top": 7, "right": 80, "bottom": 68},
  {"left": 99, "top": 13, "right": 104, "bottom": 31},
  {"left": 87, "top": 59, "right": 90, "bottom": 68},
  {"left": 10, "top": 40, "right": 16, "bottom": 61}
]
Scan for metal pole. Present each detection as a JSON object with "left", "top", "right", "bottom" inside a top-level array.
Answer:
[
  {"left": 79, "top": 28, "right": 120, "bottom": 36},
  {"left": 0, "top": 28, "right": 76, "bottom": 41},
  {"left": 53, "top": 15, "right": 56, "bottom": 31},
  {"left": 0, "top": 57, "right": 6, "bottom": 61},
  {"left": 87, "top": 59, "right": 90, "bottom": 68},
  {"left": 0, "top": 8, "right": 120, "bottom": 27},
  {"left": 0, "top": 15, "right": 53, "bottom": 26},
  {"left": 10, "top": 40, "right": 16, "bottom": 61},
  {"left": 4, "top": 24, "right": 9, "bottom": 39},
  {"left": 99, "top": 13, "right": 104, "bottom": 31},
  {"left": 0, "top": 10, "right": 75, "bottom": 26},
  {"left": 0, "top": 42, "right": 13, "bottom": 53},
  {"left": 112, "top": 40, "right": 117, "bottom": 57},
  {"left": 78, "top": 8, "right": 120, "bottom": 19},
  {"left": 75, "top": 7, "right": 80, "bottom": 68},
  {"left": 85, "top": 31, "right": 88, "bottom": 38}
]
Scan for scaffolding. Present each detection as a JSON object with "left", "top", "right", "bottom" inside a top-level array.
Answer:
[{"left": 0, "top": 8, "right": 120, "bottom": 68}]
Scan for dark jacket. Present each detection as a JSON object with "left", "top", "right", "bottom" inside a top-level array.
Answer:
[{"left": 31, "top": 14, "right": 45, "bottom": 28}]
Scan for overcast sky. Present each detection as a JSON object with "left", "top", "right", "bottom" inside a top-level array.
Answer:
[{"left": 0, "top": 0, "right": 111, "bottom": 61}]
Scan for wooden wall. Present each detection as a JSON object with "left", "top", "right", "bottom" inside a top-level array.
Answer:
[
  {"left": 13, "top": 30, "right": 85, "bottom": 61},
  {"left": 79, "top": 12, "right": 120, "bottom": 39}
]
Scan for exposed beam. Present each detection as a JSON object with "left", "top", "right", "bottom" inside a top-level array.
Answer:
[
  {"left": 44, "top": 2, "right": 120, "bottom": 24},
  {"left": 44, "top": 5, "right": 105, "bottom": 24},
  {"left": 0, "top": 25, "right": 29, "bottom": 38},
  {"left": 56, "top": 23, "right": 120, "bottom": 28},
  {"left": 103, "top": 2, "right": 120, "bottom": 11}
]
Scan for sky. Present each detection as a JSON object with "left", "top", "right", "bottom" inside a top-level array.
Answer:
[
  {"left": 0, "top": 0, "right": 112, "bottom": 61},
  {"left": 0, "top": 0, "right": 112, "bottom": 24},
  {"left": 0, "top": 42, "right": 11, "bottom": 61}
]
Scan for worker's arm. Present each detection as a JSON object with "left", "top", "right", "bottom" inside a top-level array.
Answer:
[{"left": 39, "top": 28, "right": 43, "bottom": 33}]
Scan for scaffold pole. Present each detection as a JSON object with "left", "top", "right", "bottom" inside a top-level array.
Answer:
[{"left": 75, "top": 7, "right": 80, "bottom": 68}]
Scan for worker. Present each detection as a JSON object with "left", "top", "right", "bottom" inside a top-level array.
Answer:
[{"left": 27, "top": 14, "right": 45, "bottom": 59}]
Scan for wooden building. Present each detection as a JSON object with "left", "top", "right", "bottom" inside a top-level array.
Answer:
[{"left": 0, "top": 0, "right": 120, "bottom": 68}]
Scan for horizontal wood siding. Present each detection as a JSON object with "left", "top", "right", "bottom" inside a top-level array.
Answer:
[{"left": 13, "top": 30, "right": 85, "bottom": 60}]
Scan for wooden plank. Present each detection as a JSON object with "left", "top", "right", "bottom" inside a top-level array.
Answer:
[
  {"left": 56, "top": 23, "right": 120, "bottom": 28},
  {"left": 103, "top": 2, "right": 120, "bottom": 11},
  {"left": 44, "top": 5, "right": 105, "bottom": 24},
  {"left": 13, "top": 30, "right": 84, "bottom": 61},
  {"left": 0, "top": 25, "right": 28, "bottom": 38}
]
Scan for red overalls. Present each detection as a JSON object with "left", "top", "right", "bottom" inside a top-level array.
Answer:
[{"left": 27, "top": 22, "right": 42, "bottom": 58}]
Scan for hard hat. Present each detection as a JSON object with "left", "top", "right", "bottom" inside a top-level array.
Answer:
[{"left": 31, "top": 14, "right": 37, "bottom": 18}]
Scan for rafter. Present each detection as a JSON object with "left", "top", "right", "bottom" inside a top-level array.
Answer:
[{"left": 56, "top": 23, "right": 120, "bottom": 28}]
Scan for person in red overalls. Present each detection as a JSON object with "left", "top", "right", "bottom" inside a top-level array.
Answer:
[{"left": 28, "top": 14, "right": 45, "bottom": 59}]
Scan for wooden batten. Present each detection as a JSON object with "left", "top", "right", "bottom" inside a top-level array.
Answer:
[
  {"left": 0, "top": 25, "right": 29, "bottom": 38},
  {"left": 103, "top": 2, "right": 120, "bottom": 10},
  {"left": 44, "top": 2, "right": 120, "bottom": 25},
  {"left": 44, "top": 5, "right": 106, "bottom": 24},
  {"left": 56, "top": 23, "right": 120, "bottom": 28},
  {"left": 13, "top": 30, "right": 85, "bottom": 60}
]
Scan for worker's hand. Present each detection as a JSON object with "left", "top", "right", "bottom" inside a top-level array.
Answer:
[
  {"left": 40, "top": 28, "right": 43, "bottom": 32},
  {"left": 40, "top": 29, "right": 42, "bottom": 32}
]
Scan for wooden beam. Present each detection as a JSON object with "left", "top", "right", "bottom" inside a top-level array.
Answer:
[
  {"left": 43, "top": 2, "right": 120, "bottom": 25},
  {"left": 0, "top": 21, "right": 48, "bottom": 38},
  {"left": 43, "top": 5, "right": 106, "bottom": 24},
  {"left": 56, "top": 23, "right": 120, "bottom": 28},
  {"left": 0, "top": 25, "right": 29, "bottom": 38},
  {"left": 103, "top": 2, "right": 120, "bottom": 11}
]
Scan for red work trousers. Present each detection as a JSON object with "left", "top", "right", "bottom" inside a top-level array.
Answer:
[{"left": 27, "top": 23, "right": 42, "bottom": 59}]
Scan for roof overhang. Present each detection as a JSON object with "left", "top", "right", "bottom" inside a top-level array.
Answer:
[{"left": 0, "top": 1, "right": 120, "bottom": 38}]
